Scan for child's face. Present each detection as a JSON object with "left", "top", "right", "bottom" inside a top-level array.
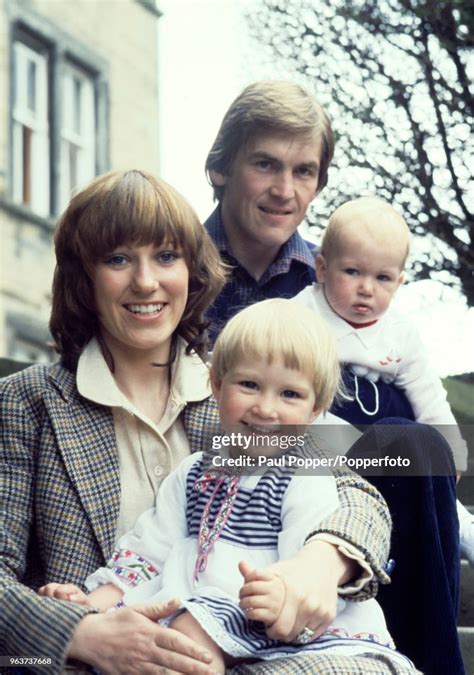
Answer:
[
  {"left": 211, "top": 358, "right": 320, "bottom": 459},
  {"left": 316, "top": 240, "right": 404, "bottom": 324}
]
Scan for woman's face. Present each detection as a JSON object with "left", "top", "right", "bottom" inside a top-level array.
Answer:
[{"left": 93, "top": 242, "right": 189, "bottom": 362}]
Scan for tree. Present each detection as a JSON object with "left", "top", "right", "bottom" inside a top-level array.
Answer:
[{"left": 247, "top": 0, "right": 474, "bottom": 304}]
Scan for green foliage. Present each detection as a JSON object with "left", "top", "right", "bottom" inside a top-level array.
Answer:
[{"left": 443, "top": 373, "right": 474, "bottom": 426}]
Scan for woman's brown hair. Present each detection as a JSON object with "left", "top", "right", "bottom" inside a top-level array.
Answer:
[{"left": 50, "top": 170, "right": 226, "bottom": 370}]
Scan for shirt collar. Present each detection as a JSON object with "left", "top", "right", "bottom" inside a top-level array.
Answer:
[
  {"left": 77, "top": 336, "right": 210, "bottom": 411},
  {"left": 205, "top": 205, "right": 231, "bottom": 255},
  {"left": 205, "top": 204, "right": 315, "bottom": 278},
  {"left": 266, "top": 230, "right": 315, "bottom": 279}
]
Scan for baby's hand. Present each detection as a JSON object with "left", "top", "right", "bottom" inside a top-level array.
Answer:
[
  {"left": 238, "top": 560, "right": 285, "bottom": 626},
  {"left": 38, "top": 582, "right": 91, "bottom": 605}
]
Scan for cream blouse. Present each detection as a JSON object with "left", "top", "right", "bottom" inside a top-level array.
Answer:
[{"left": 76, "top": 337, "right": 211, "bottom": 539}]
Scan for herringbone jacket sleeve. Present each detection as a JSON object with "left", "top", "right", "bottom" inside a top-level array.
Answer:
[
  {"left": 0, "top": 367, "right": 100, "bottom": 673},
  {"left": 305, "top": 467, "right": 392, "bottom": 598}
]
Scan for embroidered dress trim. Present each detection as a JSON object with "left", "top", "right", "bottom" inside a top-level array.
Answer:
[
  {"left": 193, "top": 471, "right": 240, "bottom": 581},
  {"left": 181, "top": 595, "right": 412, "bottom": 668},
  {"left": 107, "top": 548, "right": 159, "bottom": 586}
]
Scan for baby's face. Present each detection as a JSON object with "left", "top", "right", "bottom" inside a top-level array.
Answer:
[
  {"left": 316, "top": 239, "right": 404, "bottom": 324},
  {"left": 211, "top": 358, "right": 320, "bottom": 459}
]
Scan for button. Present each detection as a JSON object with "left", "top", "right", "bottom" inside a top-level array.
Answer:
[{"left": 153, "top": 465, "right": 164, "bottom": 477}]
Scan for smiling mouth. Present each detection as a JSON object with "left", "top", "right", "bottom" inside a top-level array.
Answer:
[
  {"left": 124, "top": 303, "right": 165, "bottom": 315},
  {"left": 259, "top": 206, "right": 292, "bottom": 216},
  {"left": 243, "top": 422, "right": 281, "bottom": 433}
]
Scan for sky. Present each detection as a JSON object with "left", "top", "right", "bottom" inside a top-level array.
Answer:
[
  {"left": 158, "top": 0, "right": 249, "bottom": 218},
  {"left": 157, "top": 0, "right": 473, "bottom": 377}
]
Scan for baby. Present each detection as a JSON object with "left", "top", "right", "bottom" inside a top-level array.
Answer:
[
  {"left": 39, "top": 299, "right": 416, "bottom": 673},
  {"left": 294, "top": 196, "right": 472, "bottom": 563}
]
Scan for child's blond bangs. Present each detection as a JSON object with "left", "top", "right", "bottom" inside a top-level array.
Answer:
[{"left": 212, "top": 299, "right": 343, "bottom": 412}]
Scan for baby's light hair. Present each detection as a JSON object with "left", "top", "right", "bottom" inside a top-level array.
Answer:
[
  {"left": 211, "top": 299, "right": 343, "bottom": 413},
  {"left": 321, "top": 196, "right": 410, "bottom": 270}
]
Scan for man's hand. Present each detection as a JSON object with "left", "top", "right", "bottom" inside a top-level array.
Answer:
[
  {"left": 249, "top": 540, "right": 357, "bottom": 642},
  {"left": 238, "top": 560, "right": 285, "bottom": 626},
  {"left": 68, "top": 599, "right": 216, "bottom": 674}
]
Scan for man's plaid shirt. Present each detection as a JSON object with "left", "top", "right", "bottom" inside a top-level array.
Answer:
[{"left": 204, "top": 206, "right": 316, "bottom": 344}]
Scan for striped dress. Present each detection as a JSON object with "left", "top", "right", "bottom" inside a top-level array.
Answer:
[{"left": 85, "top": 451, "right": 414, "bottom": 670}]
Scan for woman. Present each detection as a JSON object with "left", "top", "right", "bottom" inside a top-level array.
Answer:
[{"left": 0, "top": 170, "right": 392, "bottom": 674}]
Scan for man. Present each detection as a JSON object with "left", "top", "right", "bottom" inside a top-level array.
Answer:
[
  {"left": 202, "top": 80, "right": 464, "bottom": 675},
  {"left": 204, "top": 80, "right": 333, "bottom": 343},
  {"left": 204, "top": 80, "right": 416, "bottom": 424}
]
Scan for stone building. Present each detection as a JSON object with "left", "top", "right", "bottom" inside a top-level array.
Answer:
[{"left": 0, "top": 0, "right": 161, "bottom": 362}]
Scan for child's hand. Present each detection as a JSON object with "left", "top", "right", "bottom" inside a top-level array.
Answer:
[
  {"left": 238, "top": 560, "right": 285, "bottom": 627},
  {"left": 254, "top": 542, "right": 342, "bottom": 643},
  {"left": 38, "top": 582, "right": 91, "bottom": 605}
]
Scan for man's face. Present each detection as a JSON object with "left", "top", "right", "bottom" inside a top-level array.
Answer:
[{"left": 213, "top": 132, "right": 322, "bottom": 255}]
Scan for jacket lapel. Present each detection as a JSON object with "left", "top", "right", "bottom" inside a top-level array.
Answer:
[{"left": 46, "top": 366, "right": 121, "bottom": 560}]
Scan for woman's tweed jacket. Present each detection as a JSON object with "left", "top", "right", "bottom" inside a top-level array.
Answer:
[{"left": 0, "top": 362, "right": 391, "bottom": 672}]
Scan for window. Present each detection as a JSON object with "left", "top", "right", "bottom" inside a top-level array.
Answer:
[
  {"left": 59, "top": 64, "right": 96, "bottom": 211},
  {"left": 11, "top": 27, "right": 103, "bottom": 218},
  {"left": 6, "top": 313, "right": 54, "bottom": 364},
  {"left": 12, "top": 40, "right": 50, "bottom": 216}
]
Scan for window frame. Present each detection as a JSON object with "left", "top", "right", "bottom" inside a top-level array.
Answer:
[
  {"left": 8, "top": 13, "right": 109, "bottom": 221},
  {"left": 11, "top": 33, "right": 51, "bottom": 216},
  {"left": 58, "top": 60, "right": 97, "bottom": 212}
]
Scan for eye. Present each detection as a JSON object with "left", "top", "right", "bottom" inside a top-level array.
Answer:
[
  {"left": 296, "top": 165, "right": 316, "bottom": 178},
  {"left": 282, "top": 389, "right": 301, "bottom": 399},
  {"left": 239, "top": 380, "right": 258, "bottom": 390},
  {"left": 344, "top": 268, "right": 359, "bottom": 276},
  {"left": 104, "top": 254, "right": 128, "bottom": 267},
  {"left": 254, "top": 159, "right": 272, "bottom": 171},
  {"left": 377, "top": 274, "right": 392, "bottom": 282},
  {"left": 156, "top": 250, "right": 180, "bottom": 264}
]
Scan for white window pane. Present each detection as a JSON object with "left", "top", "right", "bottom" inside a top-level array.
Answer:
[
  {"left": 12, "top": 122, "right": 22, "bottom": 202},
  {"left": 73, "top": 76, "right": 82, "bottom": 134},
  {"left": 31, "top": 128, "right": 50, "bottom": 216},
  {"left": 59, "top": 65, "right": 96, "bottom": 212},
  {"left": 27, "top": 59, "right": 36, "bottom": 112},
  {"left": 59, "top": 139, "right": 71, "bottom": 209},
  {"left": 62, "top": 71, "right": 73, "bottom": 133},
  {"left": 12, "top": 40, "right": 50, "bottom": 214}
]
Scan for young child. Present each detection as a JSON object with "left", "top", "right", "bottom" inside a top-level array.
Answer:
[
  {"left": 293, "top": 196, "right": 473, "bottom": 564},
  {"left": 39, "top": 299, "right": 417, "bottom": 674}
]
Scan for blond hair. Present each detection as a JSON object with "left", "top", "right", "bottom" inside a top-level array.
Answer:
[
  {"left": 321, "top": 196, "right": 410, "bottom": 269},
  {"left": 211, "top": 299, "right": 342, "bottom": 413},
  {"left": 206, "top": 80, "right": 334, "bottom": 201}
]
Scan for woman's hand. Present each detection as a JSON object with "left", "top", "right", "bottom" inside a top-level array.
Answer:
[
  {"left": 255, "top": 540, "right": 358, "bottom": 643},
  {"left": 68, "top": 598, "right": 216, "bottom": 674},
  {"left": 238, "top": 560, "right": 285, "bottom": 626},
  {"left": 39, "top": 583, "right": 91, "bottom": 606}
]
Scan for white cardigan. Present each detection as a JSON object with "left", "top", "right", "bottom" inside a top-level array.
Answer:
[{"left": 294, "top": 284, "right": 468, "bottom": 471}]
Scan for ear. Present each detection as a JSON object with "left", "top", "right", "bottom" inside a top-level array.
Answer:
[
  {"left": 397, "top": 272, "right": 405, "bottom": 288},
  {"left": 315, "top": 254, "right": 327, "bottom": 283},
  {"left": 209, "top": 368, "right": 222, "bottom": 400},
  {"left": 309, "top": 405, "right": 322, "bottom": 424},
  {"left": 209, "top": 169, "right": 227, "bottom": 187}
]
